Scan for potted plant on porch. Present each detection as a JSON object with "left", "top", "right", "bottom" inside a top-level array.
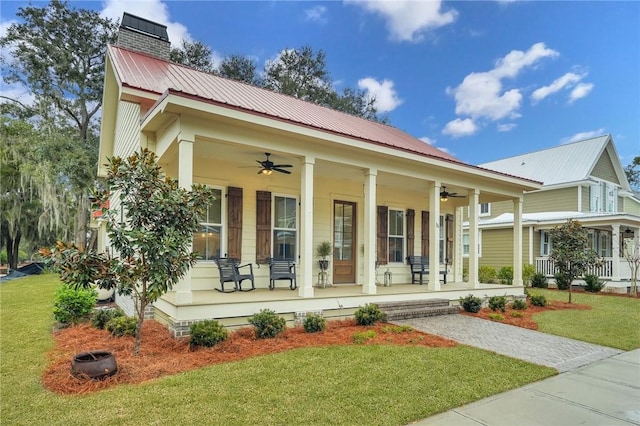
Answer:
[{"left": 316, "top": 241, "right": 332, "bottom": 271}]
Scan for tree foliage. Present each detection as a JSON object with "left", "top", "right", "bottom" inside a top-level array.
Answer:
[
  {"left": 170, "top": 39, "right": 215, "bottom": 73},
  {"left": 624, "top": 156, "right": 640, "bottom": 190},
  {"left": 622, "top": 235, "right": 639, "bottom": 297},
  {"left": 217, "top": 54, "right": 262, "bottom": 86},
  {"left": 0, "top": 0, "right": 118, "bottom": 250},
  {"left": 549, "top": 219, "right": 601, "bottom": 303},
  {"left": 45, "top": 149, "right": 214, "bottom": 355}
]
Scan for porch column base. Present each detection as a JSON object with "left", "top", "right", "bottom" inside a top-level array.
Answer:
[
  {"left": 362, "top": 283, "right": 377, "bottom": 294},
  {"left": 298, "top": 285, "right": 314, "bottom": 298}
]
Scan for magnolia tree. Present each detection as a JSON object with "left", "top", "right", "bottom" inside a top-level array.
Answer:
[
  {"left": 622, "top": 235, "right": 639, "bottom": 297},
  {"left": 47, "top": 149, "right": 213, "bottom": 355},
  {"left": 549, "top": 219, "right": 601, "bottom": 303}
]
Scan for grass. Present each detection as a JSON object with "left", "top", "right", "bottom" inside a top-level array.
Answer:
[
  {"left": 2, "top": 274, "right": 557, "bottom": 425},
  {"left": 528, "top": 289, "right": 640, "bottom": 350}
]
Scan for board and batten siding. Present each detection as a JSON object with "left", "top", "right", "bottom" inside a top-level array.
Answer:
[
  {"left": 524, "top": 187, "right": 578, "bottom": 213},
  {"left": 591, "top": 151, "right": 620, "bottom": 184}
]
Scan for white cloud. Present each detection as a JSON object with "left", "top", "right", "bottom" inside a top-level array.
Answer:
[
  {"left": 531, "top": 72, "right": 583, "bottom": 103},
  {"left": 569, "top": 82, "right": 594, "bottom": 103},
  {"left": 442, "top": 118, "right": 477, "bottom": 137},
  {"left": 0, "top": 19, "right": 17, "bottom": 63},
  {"left": 357, "top": 77, "right": 403, "bottom": 113},
  {"left": 562, "top": 129, "right": 606, "bottom": 144},
  {"left": 346, "top": 0, "right": 457, "bottom": 42},
  {"left": 419, "top": 136, "right": 451, "bottom": 155},
  {"left": 305, "top": 6, "right": 327, "bottom": 23},
  {"left": 497, "top": 123, "right": 517, "bottom": 132},
  {"left": 444, "top": 42, "right": 558, "bottom": 136},
  {"left": 100, "top": 0, "right": 190, "bottom": 46}
]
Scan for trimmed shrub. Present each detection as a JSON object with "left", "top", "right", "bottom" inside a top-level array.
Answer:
[
  {"left": 354, "top": 303, "right": 386, "bottom": 326},
  {"left": 554, "top": 272, "right": 570, "bottom": 290},
  {"left": 531, "top": 272, "right": 548, "bottom": 288},
  {"left": 190, "top": 319, "right": 228, "bottom": 348},
  {"left": 497, "top": 266, "right": 514, "bottom": 285},
  {"left": 529, "top": 294, "right": 547, "bottom": 307},
  {"left": 510, "top": 311, "right": 525, "bottom": 318},
  {"left": 488, "top": 295, "right": 507, "bottom": 312},
  {"left": 92, "top": 307, "right": 124, "bottom": 329},
  {"left": 106, "top": 315, "right": 137, "bottom": 337},
  {"left": 511, "top": 298, "right": 527, "bottom": 310},
  {"left": 488, "top": 313, "right": 504, "bottom": 321},
  {"left": 352, "top": 330, "right": 377, "bottom": 344},
  {"left": 478, "top": 266, "right": 496, "bottom": 283},
  {"left": 584, "top": 274, "right": 605, "bottom": 293},
  {"left": 460, "top": 294, "right": 482, "bottom": 313},
  {"left": 522, "top": 264, "right": 536, "bottom": 286},
  {"left": 303, "top": 313, "right": 326, "bottom": 333},
  {"left": 248, "top": 309, "right": 286, "bottom": 339},
  {"left": 53, "top": 285, "right": 97, "bottom": 325}
]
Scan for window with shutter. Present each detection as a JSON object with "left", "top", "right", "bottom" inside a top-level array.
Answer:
[
  {"left": 272, "top": 195, "right": 298, "bottom": 260},
  {"left": 227, "top": 187, "right": 242, "bottom": 260},
  {"left": 256, "top": 191, "right": 271, "bottom": 264},
  {"left": 445, "top": 214, "right": 453, "bottom": 264},
  {"left": 406, "top": 209, "right": 415, "bottom": 260},
  {"left": 388, "top": 208, "right": 405, "bottom": 263},
  {"left": 193, "top": 187, "right": 223, "bottom": 260}
]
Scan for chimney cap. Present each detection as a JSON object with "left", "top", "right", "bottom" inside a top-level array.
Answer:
[{"left": 121, "top": 12, "right": 169, "bottom": 42}]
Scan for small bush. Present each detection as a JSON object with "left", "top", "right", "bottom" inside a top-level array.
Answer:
[
  {"left": 488, "top": 313, "right": 504, "bottom": 321},
  {"left": 303, "top": 313, "right": 326, "bottom": 333},
  {"left": 522, "top": 264, "right": 536, "bottom": 286},
  {"left": 381, "top": 325, "right": 413, "bottom": 333},
  {"left": 510, "top": 311, "right": 525, "bottom": 318},
  {"left": 478, "top": 266, "right": 496, "bottom": 283},
  {"left": 554, "top": 272, "right": 570, "bottom": 290},
  {"left": 106, "top": 315, "right": 137, "bottom": 337},
  {"left": 460, "top": 294, "right": 482, "bottom": 313},
  {"left": 530, "top": 272, "right": 548, "bottom": 288},
  {"left": 497, "top": 266, "right": 514, "bottom": 285},
  {"left": 511, "top": 298, "right": 527, "bottom": 310},
  {"left": 529, "top": 294, "right": 547, "bottom": 307},
  {"left": 354, "top": 303, "right": 386, "bottom": 326},
  {"left": 190, "top": 319, "right": 228, "bottom": 348},
  {"left": 583, "top": 274, "right": 605, "bottom": 293},
  {"left": 53, "top": 285, "right": 97, "bottom": 325},
  {"left": 488, "top": 295, "right": 507, "bottom": 312},
  {"left": 91, "top": 307, "right": 124, "bottom": 329},
  {"left": 352, "top": 330, "right": 377, "bottom": 344},
  {"left": 248, "top": 309, "right": 286, "bottom": 339}
]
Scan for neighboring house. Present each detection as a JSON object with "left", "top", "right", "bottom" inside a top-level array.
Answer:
[
  {"left": 97, "top": 14, "right": 540, "bottom": 334},
  {"left": 465, "top": 135, "right": 640, "bottom": 285}
]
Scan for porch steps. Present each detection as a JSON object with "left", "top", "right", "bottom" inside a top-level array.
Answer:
[{"left": 377, "top": 299, "right": 459, "bottom": 321}]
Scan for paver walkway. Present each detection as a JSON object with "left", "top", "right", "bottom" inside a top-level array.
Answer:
[{"left": 394, "top": 314, "right": 622, "bottom": 372}]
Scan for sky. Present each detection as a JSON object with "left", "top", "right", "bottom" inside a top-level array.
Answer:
[{"left": 1, "top": 0, "right": 639, "bottom": 167}]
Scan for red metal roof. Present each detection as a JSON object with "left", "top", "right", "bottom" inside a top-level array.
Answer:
[{"left": 108, "top": 45, "right": 460, "bottom": 163}]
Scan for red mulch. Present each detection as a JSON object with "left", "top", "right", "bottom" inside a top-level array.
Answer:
[
  {"left": 461, "top": 299, "right": 591, "bottom": 330},
  {"left": 42, "top": 319, "right": 457, "bottom": 395}
]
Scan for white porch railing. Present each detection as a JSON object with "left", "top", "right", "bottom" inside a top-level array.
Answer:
[{"left": 535, "top": 257, "right": 618, "bottom": 279}]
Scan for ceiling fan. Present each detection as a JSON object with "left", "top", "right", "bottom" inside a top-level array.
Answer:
[
  {"left": 440, "top": 186, "right": 466, "bottom": 201},
  {"left": 256, "top": 152, "right": 292, "bottom": 175}
]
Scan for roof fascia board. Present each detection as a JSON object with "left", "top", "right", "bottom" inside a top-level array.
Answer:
[
  {"left": 141, "top": 91, "right": 542, "bottom": 192},
  {"left": 468, "top": 212, "right": 640, "bottom": 229}
]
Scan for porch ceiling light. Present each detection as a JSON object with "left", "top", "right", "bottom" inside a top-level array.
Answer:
[
  {"left": 440, "top": 195, "right": 448, "bottom": 202},
  {"left": 261, "top": 169, "right": 273, "bottom": 175}
]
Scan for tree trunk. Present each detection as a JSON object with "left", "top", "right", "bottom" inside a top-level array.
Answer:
[
  {"left": 6, "top": 230, "right": 21, "bottom": 270},
  {"left": 75, "top": 193, "right": 88, "bottom": 249}
]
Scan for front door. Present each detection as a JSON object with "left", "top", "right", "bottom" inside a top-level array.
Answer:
[{"left": 333, "top": 201, "right": 356, "bottom": 283}]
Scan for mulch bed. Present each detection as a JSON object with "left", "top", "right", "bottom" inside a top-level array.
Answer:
[
  {"left": 461, "top": 299, "right": 591, "bottom": 330},
  {"left": 42, "top": 319, "right": 457, "bottom": 395}
]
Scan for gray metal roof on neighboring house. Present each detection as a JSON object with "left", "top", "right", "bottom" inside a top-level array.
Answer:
[{"left": 479, "top": 135, "right": 611, "bottom": 186}]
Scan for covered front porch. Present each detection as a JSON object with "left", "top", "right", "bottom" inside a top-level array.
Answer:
[{"left": 155, "top": 281, "right": 522, "bottom": 336}]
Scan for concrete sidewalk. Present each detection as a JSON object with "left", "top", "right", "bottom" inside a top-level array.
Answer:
[{"left": 415, "top": 349, "right": 640, "bottom": 425}]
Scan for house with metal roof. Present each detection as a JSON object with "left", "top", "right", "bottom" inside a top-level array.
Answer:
[
  {"left": 97, "top": 14, "right": 541, "bottom": 334},
  {"left": 467, "top": 135, "right": 640, "bottom": 289}
]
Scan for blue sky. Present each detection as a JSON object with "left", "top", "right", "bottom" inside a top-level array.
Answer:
[{"left": 2, "top": 1, "right": 638, "bottom": 167}]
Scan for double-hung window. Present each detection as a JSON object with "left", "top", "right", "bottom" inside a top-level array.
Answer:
[
  {"left": 193, "top": 188, "right": 223, "bottom": 260},
  {"left": 462, "top": 231, "right": 482, "bottom": 257},
  {"left": 540, "top": 230, "right": 551, "bottom": 256},
  {"left": 479, "top": 203, "right": 490, "bottom": 216},
  {"left": 273, "top": 195, "right": 297, "bottom": 260},
  {"left": 388, "top": 209, "right": 405, "bottom": 263}
]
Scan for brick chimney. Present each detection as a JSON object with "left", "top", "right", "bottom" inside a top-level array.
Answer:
[{"left": 117, "top": 12, "right": 170, "bottom": 61}]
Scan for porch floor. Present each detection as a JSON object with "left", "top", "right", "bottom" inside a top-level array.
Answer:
[{"left": 163, "top": 281, "right": 513, "bottom": 306}]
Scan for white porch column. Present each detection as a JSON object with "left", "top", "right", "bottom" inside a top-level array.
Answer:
[
  {"left": 612, "top": 224, "right": 620, "bottom": 281},
  {"left": 299, "top": 157, "right": 315, "bottom": 298},
  {"left": 454, "top": 207, "right": 464, "bottom": 283},
  {"left": 513, "top": 197, "right": 523, "bottom": 286},
  {"left": 363, "top": 169, "right": 377, "bottom": 294},
  {"left": 429, "top": 182, "right": 441, "bottom": 291},
  {"left": 175, "top": 139, "right": 194, "bottom": 304},
  {"left": 468, "top": 189, "right": 480, "bottom": 288}
]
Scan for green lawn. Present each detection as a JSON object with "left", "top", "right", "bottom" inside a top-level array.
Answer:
[
  {"left": 1, "top": 275, "right": 556, "bottom": 426},
  {"left": 528, "top": 289, "right": 640, "bottom": 350}
]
